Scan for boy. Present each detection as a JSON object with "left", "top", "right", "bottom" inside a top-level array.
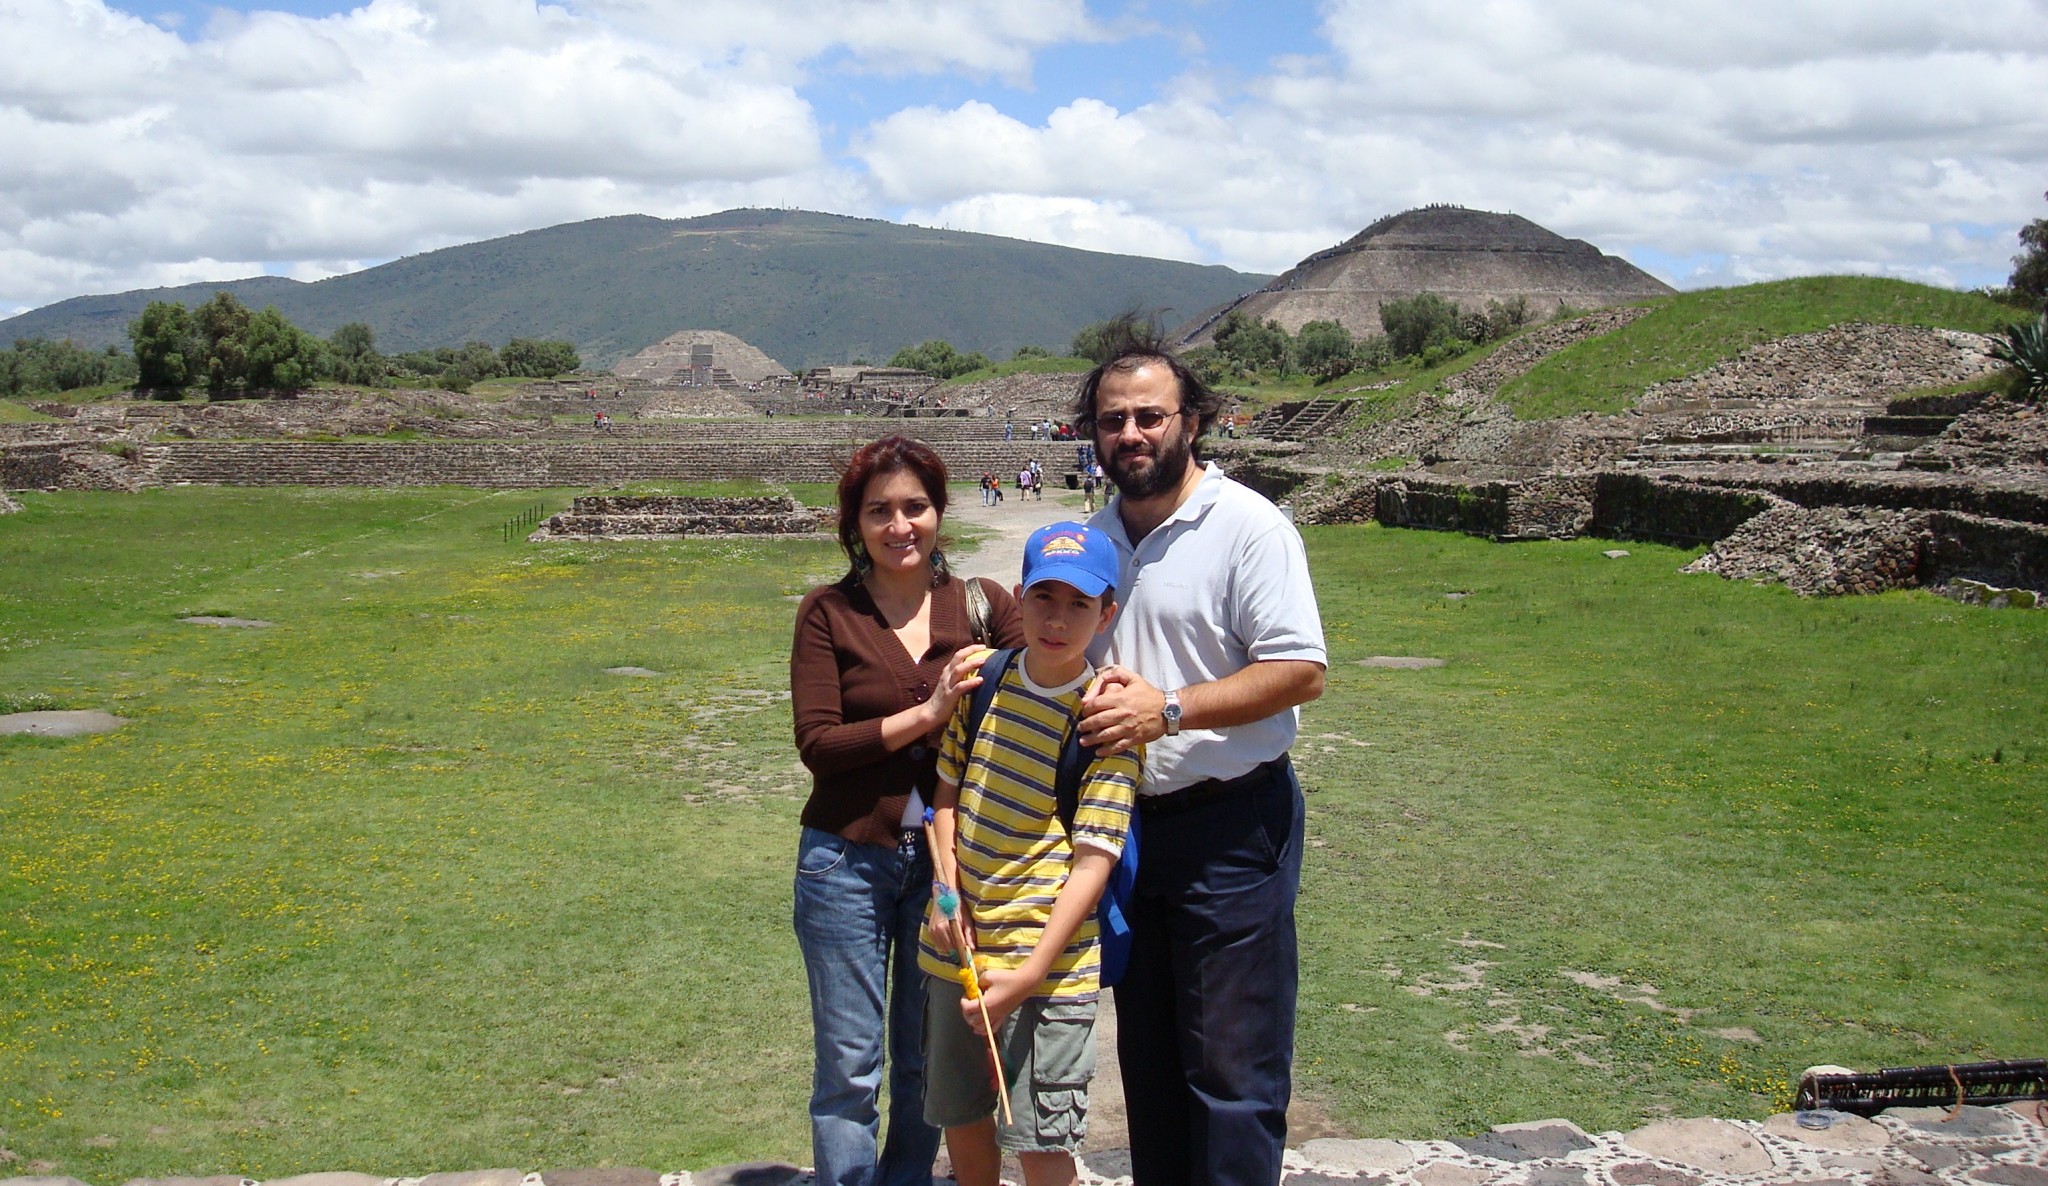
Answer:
[{"left": 920, "top": 522, "right": 1141, "bottom": 1186}]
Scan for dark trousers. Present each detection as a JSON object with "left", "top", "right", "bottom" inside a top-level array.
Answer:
[{"left": 1115, "top": 758, "right": 1303, "bottom": 1186}]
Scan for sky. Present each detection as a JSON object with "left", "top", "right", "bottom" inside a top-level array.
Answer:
[{"left": 2, "top": 0, "right": 2045, "bottom": 319}]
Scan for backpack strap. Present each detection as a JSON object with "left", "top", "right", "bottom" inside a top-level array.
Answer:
[
  {"left": 965, "top": 648, "right": 1093, "bottom": 838},
  {"left": 959, "top": 646, "right": 1018, "bottom": 755}
]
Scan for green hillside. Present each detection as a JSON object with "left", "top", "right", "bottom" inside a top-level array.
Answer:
[
  {"left": 0, "top": 210, "right": 1268, "bottom": 373},
  {"left": 1499, "top": 276, "right": 2020, "bottom": 419}
]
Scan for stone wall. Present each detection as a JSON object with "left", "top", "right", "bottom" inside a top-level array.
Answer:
[
  {"left": 1639, "top": 324, "right": 1998, "bottom": 408},
  {"left": 1588, "top": 474, "right": 1791, "bottom": 546},
  {"left": 1925, "top": 511, "right": 2048, "bottom": 592},
  {"left": 540, "top": 494, "right": 826, "bottom": 538},
  {"left": 133, "top": 440, "right": 1086, "bottom": 488},
  {"left": 0, "top": 443, "right": 69, "bottom": 489}
]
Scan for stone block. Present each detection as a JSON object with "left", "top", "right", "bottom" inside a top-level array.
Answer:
[
  {"left": 1763, "top": 1111, "right": 1889, "bottom": 1151},
  {"left": 418, "top": 1171, "right": 526, "bottom": 1186},
  {"left": 1608, "top": 1164, "right": 1701, "bottom": 1186},
  {"left": 1413, "top": 1164, "right": 1493, "bottom": 1186},
  {"left": 1972, "top": 1168, "right": 2048, "bottom": 1186},
  {"left": 262, "top": 1174, "right": 388, "bottom": 1186},
  {"left": 1296, "top": 1139, "right": 1416, "bottom": 1173},
  {"left": 680, "top": 1167, "right": 802, "bottom": 1186},
  {"left": 1887, "top": 1106, "right": 2019, "bottom": 1139},
  {"left": 536, "top": 1171, "right": 658, "bottom": 1186},
  {"left": 121, "top": 1177, "right": 255, "bottom": 1186},
  {"left": 10, "top": 1177, "right": 95, "bottom": 1186},
  {"left": 1453, "top": 1121, "right": 1592, "bottom": 1163},
  {"left": 1620, "top": 1119, "right": 1773, "bottom": 1174}
]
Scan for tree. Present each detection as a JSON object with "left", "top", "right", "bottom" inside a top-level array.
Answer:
[
  {"left": 437, "top": 341, "right": 503, "bottom": 391},
  {"left": 242, "top": 306, "right": 324, "bottom": 392},
  {"left": 1291, "top": 320, "right": 1357, "bottom": 381},
  {"left": 193, "top": 291, "right": 253, "bottom": 395},
  {"left": 1213, "top": 311, "right": 1290, "bottom": 374},
  {"left": 1010, "top": 344, "right": 1053, "bottom": 361},
  {"left": 327, "top": 323, "right": 388, "bottom": 385},
  {"left": 1379, "top": 292, "right": 1464, "bottom": 359},
  {"left": 1072, "top": 312, "right": 1151, "bottom": 365},
  {"left": 501, "top": 338, "right": 580, "bottom": 379},
  {"left": 2012, "top": 190, "right": 2048, "bottom": 312},
  {"left": 128, "top": 301, "right": 199, "bottom": 394},
  {"left": 0, "top": 338, "right": 135, "bottom": 397},
  {"left": 886, "top": 339, "right": 989, "bottom": 379}
]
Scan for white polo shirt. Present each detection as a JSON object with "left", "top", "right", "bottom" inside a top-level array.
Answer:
[{"left": 1087, "top": 462, "right": 1327, "bottom": 795}]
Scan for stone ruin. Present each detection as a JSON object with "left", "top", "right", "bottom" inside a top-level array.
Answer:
[
  {"left": 611, "top": 329, "right": 794, "bottom": 387},
  {"left": 1175, "top": 205, "right": 1674, "bottom": 348},
  {"left": 1223, "top": 308, "right": 2048, "bottom": 603},
  {"left": 534, "top": 494, "right": 826, "bottom": 539}
]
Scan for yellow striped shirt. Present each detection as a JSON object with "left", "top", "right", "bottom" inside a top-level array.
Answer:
[{"left": 917, "top": 659, "right": 1141, "bottom": 999}]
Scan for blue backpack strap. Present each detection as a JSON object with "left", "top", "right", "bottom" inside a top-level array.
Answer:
[{"left": 960, "top": 647, "right": 1018, "bottom": 753}]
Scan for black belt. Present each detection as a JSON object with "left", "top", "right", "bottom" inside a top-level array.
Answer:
[{"left": 1138, "top": 757, "right": 1289, "bottom": 816}]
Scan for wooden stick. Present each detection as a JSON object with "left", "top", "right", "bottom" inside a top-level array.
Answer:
[{"left": 926, "top": 819, "right": 1013, "bottom": 1127}]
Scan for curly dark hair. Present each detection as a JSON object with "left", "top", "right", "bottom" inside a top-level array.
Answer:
[{"left": 1071, "top": 312, "right": 1226, "bottom": 447}]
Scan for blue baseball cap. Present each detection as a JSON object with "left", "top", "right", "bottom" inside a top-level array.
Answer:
[{"left": 1022, "top": 521, "right": 1119, "bottom": 598}]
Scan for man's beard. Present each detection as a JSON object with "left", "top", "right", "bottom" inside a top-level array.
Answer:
[{"left": 1105, "top": 428, "right": 1193, "bottom": 499}]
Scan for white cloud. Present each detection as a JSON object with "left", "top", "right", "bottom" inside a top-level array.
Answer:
[
  {"left": 904, "top": 193, "right": 1206, "bottom": 262},
  {"left": 853, "top": 0, "right": 2046, "bottom": 284},
  {"left": 0, "top": 0, "right": 2042, "bottom": 318}
]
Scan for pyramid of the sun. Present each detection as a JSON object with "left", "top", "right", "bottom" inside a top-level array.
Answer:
[
  {"left": 613, "top": 330, "right": 793, "bottom": 384},
  {"left": 1173, "top": 205, "right": 1675, "bottom": 348}
]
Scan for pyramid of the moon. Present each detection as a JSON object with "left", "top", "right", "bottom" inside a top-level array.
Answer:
[
  {"left": 613, "top": 329, "right": 793, "bottom": 384},
  {"left": 1172, "top": 205, "right": 1675, "bottom": 348}
]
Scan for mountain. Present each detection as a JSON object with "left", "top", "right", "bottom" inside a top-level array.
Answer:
[
  {"left": 1172, "top": 205, "right": 1673, "bottom": 347},
  {"left": 0, "top": 209, "right": 1270, "bottom": 371}
]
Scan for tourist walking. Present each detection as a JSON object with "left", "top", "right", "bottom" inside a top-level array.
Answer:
[
  {"left": 1074, "top": 326, "right": 1327, "bottom": 1186},
  {"left": 789, "top": 436, "right": 1026, "bottom": 1186}
]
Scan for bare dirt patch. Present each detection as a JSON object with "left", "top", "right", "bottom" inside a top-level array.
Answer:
[{"left": 0, "top": 710, "right": 128, "bottom": 737}]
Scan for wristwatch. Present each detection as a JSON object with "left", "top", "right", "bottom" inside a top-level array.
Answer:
[{"left": 1161, "top": 688, "right": 1183, "bottom": 737}]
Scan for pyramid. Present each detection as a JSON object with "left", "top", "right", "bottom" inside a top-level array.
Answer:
[
  {"left": 613, "top": 330, "right": 792, "bottom": 384},
  {"left": 1173, "top": 206, "right": 1674, "bottom": 347}
]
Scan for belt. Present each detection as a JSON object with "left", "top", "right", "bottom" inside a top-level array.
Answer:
[{"left": 1138, "top": 757, "right": 1289, "bottom": 816}]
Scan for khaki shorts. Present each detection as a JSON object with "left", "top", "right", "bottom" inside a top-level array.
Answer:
[{"left": 922, "top": 975, "right": 1097, "bottom": 1153}]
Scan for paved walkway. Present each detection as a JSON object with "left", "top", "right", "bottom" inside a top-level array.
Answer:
[{"left": 10, "top": 1103, "right": 2041, "bottom": 1186}]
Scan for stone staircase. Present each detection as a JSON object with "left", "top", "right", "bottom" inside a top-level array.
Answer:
[{"left": 1250, "top": 399, "right": 1360, "bottom": 442}]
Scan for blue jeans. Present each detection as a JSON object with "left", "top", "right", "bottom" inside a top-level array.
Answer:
[
  {"left": 1114, "top": 759, "right": 1303, "bottom": 1186},
  {"left": 793, "top": 826, "right": 940, "bottom": 1186}
]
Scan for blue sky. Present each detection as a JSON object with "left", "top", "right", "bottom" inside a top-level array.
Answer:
[{"left": 3, "top": 0, "right": 2043, "bottom": 315}]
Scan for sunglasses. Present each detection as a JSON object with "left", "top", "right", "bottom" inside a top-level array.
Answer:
[{"left": 1094, "top": 409, "right": 1184, "bottom": 434}]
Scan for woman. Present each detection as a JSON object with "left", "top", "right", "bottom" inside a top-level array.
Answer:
[{"left": 789, "top": 435, "right": 1024, "bottom": 1186}]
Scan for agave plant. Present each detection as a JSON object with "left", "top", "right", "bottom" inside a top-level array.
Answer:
[{"left": 1990, "top": 314, "right": 2048, "bottom": 399}]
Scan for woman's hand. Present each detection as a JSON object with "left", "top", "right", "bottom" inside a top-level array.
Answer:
[{"left": 925, "top": 643, "right": 997, "bottom": 729}]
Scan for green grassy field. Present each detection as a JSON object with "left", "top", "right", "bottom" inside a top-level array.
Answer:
[{"left": 2, "top": 488, "right": 2043, "bottom": 1180}]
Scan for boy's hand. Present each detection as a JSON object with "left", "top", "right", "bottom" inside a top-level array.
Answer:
[
  {"left": 963, "top": 967, "right": 1036, "bottom": 1036},
  {"left": 926, "top": 894, "right": 955, "bottom": 953}
]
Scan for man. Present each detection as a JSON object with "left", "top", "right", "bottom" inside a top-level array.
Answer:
[{"left": 1075, "top": 327, "right": 1326, "bottom": 1186}]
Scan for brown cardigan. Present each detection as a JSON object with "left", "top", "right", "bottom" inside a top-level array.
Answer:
[{"left": 790, "top": 573, "right": 1025, "bottom": 846}]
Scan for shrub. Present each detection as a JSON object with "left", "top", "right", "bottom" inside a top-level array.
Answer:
[
  {"left": 1380, "top": 293, "right": 1463, "bottom": 359},
  {"left": 1292, "top": 319, "right": 1358, "bottom": 381},
  {"left": 1990, "top": 315, "right": 2048, "bottom": 399}
]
